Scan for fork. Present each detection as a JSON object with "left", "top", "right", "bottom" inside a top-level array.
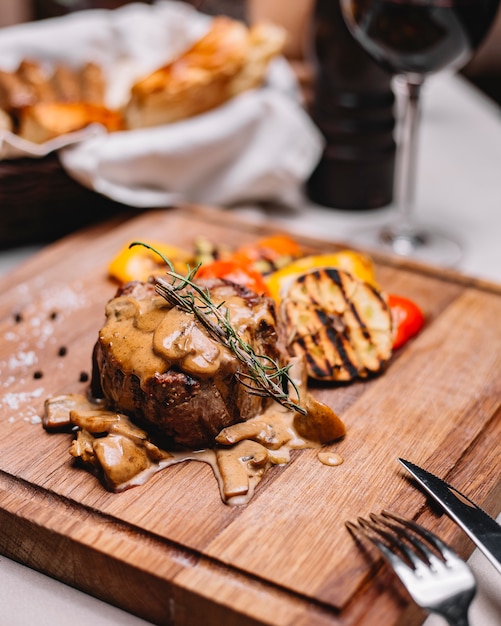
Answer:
[{"left": 346, "top": 511, "right": 477, "bottom": 626}]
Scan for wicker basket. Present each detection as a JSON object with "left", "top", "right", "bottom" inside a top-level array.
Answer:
[
  {"left": 1, "top": 0, "right": 249, "bottom": 250},
  {"left": 0, "top": 153, "right": 135, "bottom": 248}
]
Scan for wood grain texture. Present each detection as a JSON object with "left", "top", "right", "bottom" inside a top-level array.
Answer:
[{"left": 0, "top": 205, "right": 500, "bottom": 626}]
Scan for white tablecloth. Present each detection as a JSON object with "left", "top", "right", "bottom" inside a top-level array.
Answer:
[{"left": 0, "top": 71, "right": 500, "bottom": 626}]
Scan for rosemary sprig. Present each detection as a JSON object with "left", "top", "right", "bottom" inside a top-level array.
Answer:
[{"left": 129, "top": 242, "right": 305, "bottom": 414}]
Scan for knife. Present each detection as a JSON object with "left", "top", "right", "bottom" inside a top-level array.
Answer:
[{"left": 398, "top": 458, "right": 501, "bottom": 575}]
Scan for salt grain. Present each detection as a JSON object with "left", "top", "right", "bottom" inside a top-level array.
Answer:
[
  {"left": 0, "top": 387, "right": 45, "bottom": 411},
  {"left": 23, "top": 414, "right": 42, "bottom": 424},
  {"left": 41, "top": 285, "right": 86, "bottom": 315},
  {"left": 2, "top": 392, "right": 22, "bottom": 410},
  {"left": 1, "top": 282, "right": 87, "bottom": 425},
  {"left": 28, "top": 316, "right": 55, "bottom": 346},
  {"left": 7, "top": 350, "right": 37, "bottom": 370}
]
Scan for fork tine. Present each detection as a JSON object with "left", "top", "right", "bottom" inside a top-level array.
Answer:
[
  {"left": 360, "top": 514, "right": 428, "bottom": 572},
  {"left": 373, "top": 512, "right": 447, "bottom": 573},
  {"left": 360, "top": 527, "right": 413, "bottom": 572},
  {"left": 349, "top": 515, "right": 438, "bottom": 603},
  {"left": 350, "top": 516, "right": 418, "bottom": 580},
  {"left": 347, "top": 512, "right": 477, "bottom": 626},
  {"left": 381, "top": 510, "right": 458, "bottom": 565}
]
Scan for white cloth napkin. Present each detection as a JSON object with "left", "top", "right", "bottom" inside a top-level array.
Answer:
[
  {"left": 424, "top": 512, "right": 501, "bottom": 626},
  {"left": 0, "top": 1, "right": 324, "bottom": 207}
]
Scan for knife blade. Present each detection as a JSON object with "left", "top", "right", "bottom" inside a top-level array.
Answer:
[{"left": 398, "top": 458, "right": 501, "bottom": 575}]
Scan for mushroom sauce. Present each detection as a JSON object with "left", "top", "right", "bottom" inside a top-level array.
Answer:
[{"left": 43, "top": 285, "right": 346, "bottom": 506}]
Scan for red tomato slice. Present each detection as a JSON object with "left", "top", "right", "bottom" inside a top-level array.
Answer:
[
  {"left": 388, "top": 294, "right": 425, "bottom": 349},
  {"left": 196, "top": 260, "right": 270, "bottom": 295}
]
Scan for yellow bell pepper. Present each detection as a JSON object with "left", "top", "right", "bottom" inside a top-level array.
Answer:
[
  {"left": 265, "top": 250, "right": 378, "bottom": 303},
  {"left": 108, "top": 240, "right": 193, "bottom": 284}
]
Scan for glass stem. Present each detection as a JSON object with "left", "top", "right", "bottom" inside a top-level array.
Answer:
[{"left": 394, "top": 75, "right": 424, "bottom": 228}]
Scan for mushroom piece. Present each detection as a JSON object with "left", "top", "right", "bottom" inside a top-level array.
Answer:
[
  {"left": 294, "top": 393, "right": 346, "bottom": 444},
  {"left": 216, "top": 440, "right": 269, "bottom": 499},
  {"left": 215, "top": 420, "right": 276, "bottom": 447},
  {"left": 69, "top": 409, "right": 149, "bottom": 443},
  {"left": 43, "top": 393, "right": 105, "bottom": 430},
  {"left": 93, "top": 434, "right": 153, "bottom": 489},
  {"left": 68, "top": 410, "right": 172, "bottom": 491}
]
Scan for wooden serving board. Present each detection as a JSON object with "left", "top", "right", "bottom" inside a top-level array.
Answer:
[{"left": 0, "top": 205, "right": 500, "bottom": 626}]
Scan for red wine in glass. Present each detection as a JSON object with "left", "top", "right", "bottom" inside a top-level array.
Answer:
[{"left": 340, "top": 0, "right": 500, "bottom": 265}]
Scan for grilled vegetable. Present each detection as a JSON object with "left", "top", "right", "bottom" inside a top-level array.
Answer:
[
  {"left": 193, "top": 236, "right": 233, "bottom": 266},
  {"left": 108, "top": 240, "right": 192, "bottom": 283},
  {"left": 195, "top": 259, "right": 270, "bottom": 295},
  {"left": 280, "top": 268, "right": 393, "bottom": 381},
  {"left": 232, "top": 234, "right": 303, "bottom": 275},
  {"left": 389, "top": 294, "right": 424, "bottom": 349},
  {"left": 266, "top": 250, "right": 378, "bottom": 303}
]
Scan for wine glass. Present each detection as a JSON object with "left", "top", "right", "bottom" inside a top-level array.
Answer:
[{"left": 339, "top": 0, "right": 500, "bottom": 265}]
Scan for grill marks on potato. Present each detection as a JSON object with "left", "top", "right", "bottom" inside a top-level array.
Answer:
[{"left": 281, "top": 268, "right": 393, "bottom": 381}]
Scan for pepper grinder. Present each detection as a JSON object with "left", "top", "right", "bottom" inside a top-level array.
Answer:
[{"left": 306, "top": 0, "right": 396, "bottom": 210}]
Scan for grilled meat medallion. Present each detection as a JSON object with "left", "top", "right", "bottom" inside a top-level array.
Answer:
[{"left": 91, "top": 279, "right": 287, "bottom": 450}]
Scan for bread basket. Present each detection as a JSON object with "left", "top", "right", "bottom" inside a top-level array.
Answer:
[{"left": 0, "top": 152, "right": 132, "bottom": 248}]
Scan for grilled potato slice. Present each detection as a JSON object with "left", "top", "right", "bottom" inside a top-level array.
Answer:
[{"left": 280, "top": 268, "right": 393, "bottom": 381}]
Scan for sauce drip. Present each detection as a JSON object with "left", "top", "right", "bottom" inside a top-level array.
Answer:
[
  {"left": 318, "top": 451, "right": 343, "bottom": 467},
  {"left": 43, "top": 281, "right": 346, "bottom": 505},
  {"left": 44, "top": 362, "right": 345, "bottom": 506}
]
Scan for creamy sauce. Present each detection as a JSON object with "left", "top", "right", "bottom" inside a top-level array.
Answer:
[
  {"left": 44, "top": 378, "right": 345, "bottom": 506},
  {"left": 43, "top": 283, "right": 345, "bottom": 506},
  {"left": 100, "top": 285, "right": 275, "bottom": 386},
  {"left": 318, "top": 451, "right": 344, "bottom": 467}
]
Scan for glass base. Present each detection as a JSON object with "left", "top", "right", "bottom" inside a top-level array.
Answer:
[{"left": 350, "top": 222, "right": 463, "bottom": 267}]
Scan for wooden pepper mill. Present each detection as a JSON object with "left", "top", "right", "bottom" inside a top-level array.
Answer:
[{"left": 306, "top": 0, "right": 396, "bottom": 210}]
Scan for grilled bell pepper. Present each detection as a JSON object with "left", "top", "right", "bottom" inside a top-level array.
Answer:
[
  {"left": 231, "top": 234, "right": 303, "bottom": 275},
  {"left": 195, "top": 259, "right": 270, "bottom": 295},
  {"left": 108, "top": 241, "right": 192, "bottom": 284}
]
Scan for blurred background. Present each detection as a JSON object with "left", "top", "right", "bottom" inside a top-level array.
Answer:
[{"left": 1, "top": 0, "right": 500, "bottom": 107}]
